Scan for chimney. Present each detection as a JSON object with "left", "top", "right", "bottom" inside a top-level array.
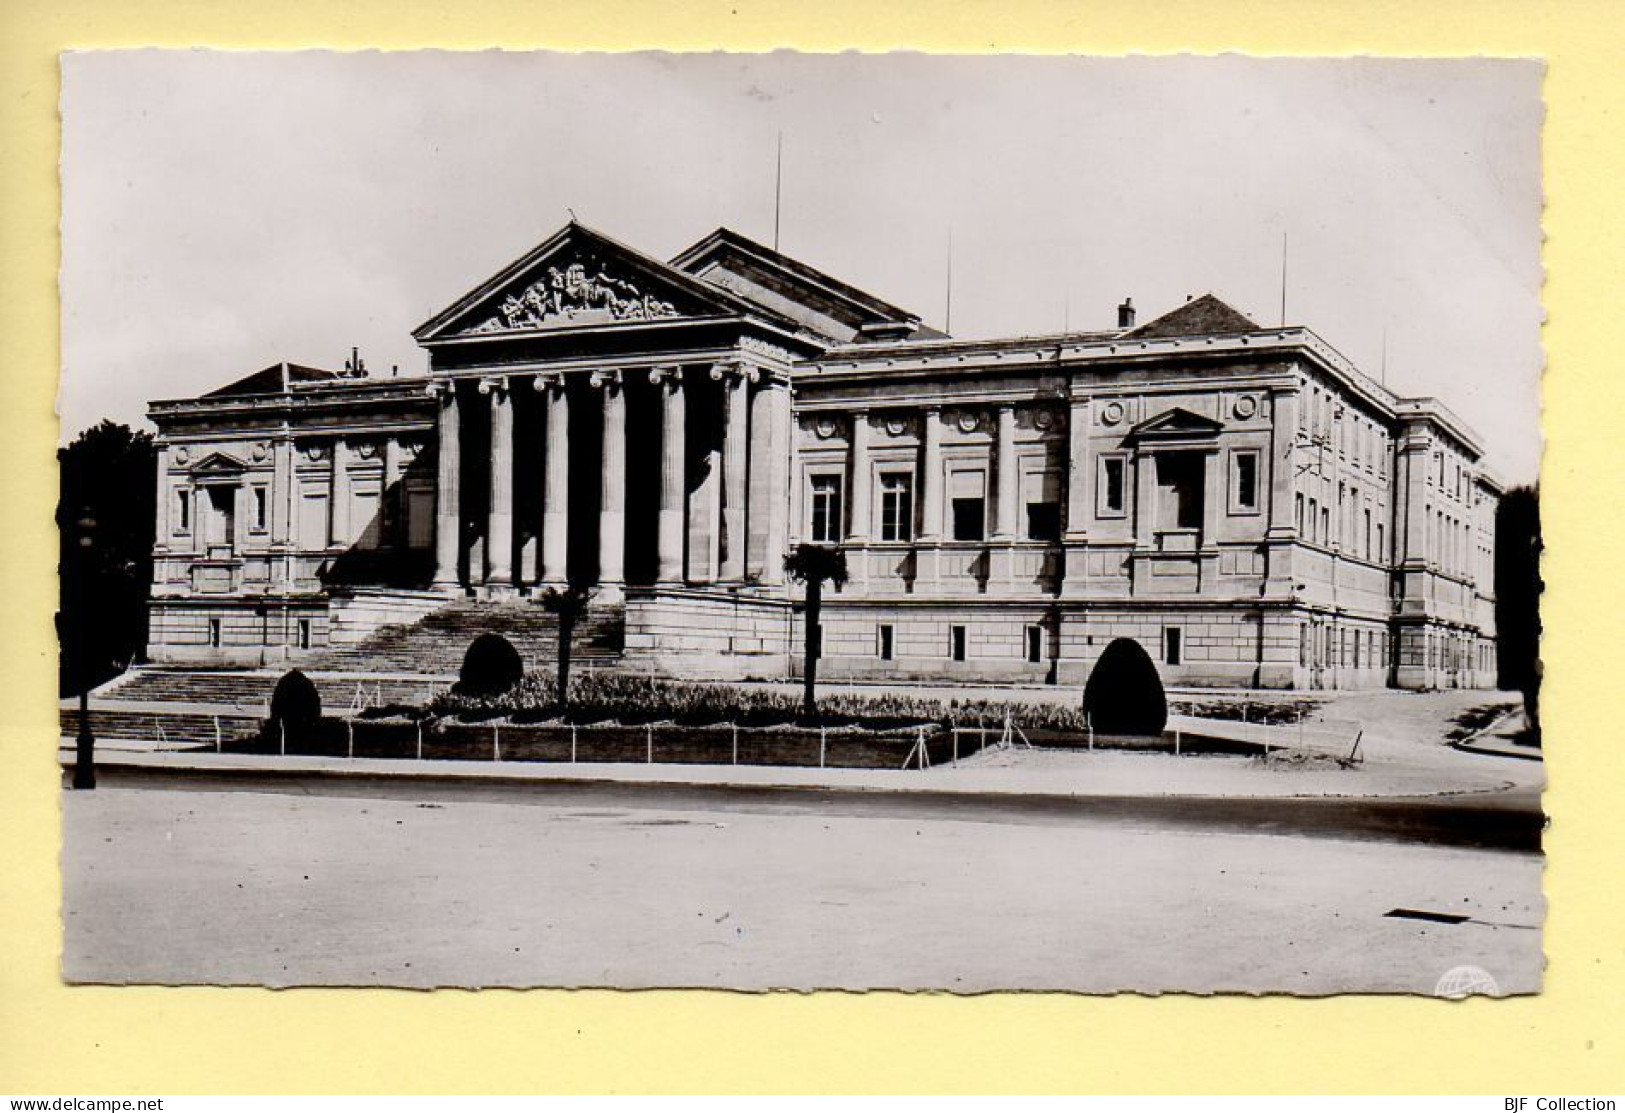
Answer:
[{"left": 1117, "top": 297, "right": 1136, "bottom": 329}]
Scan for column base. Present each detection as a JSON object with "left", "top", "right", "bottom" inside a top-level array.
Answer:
[{"left": 595, "top": 582, "right": 625, "bottom": 604}]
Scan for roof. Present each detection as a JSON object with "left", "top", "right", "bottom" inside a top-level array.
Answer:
[
  {"left": 202, "top": 362, "right": 341, "bottom": 398},
  {"left": 1125, "top": 293, "right": 1261, "bottom": 339},
  {"left": 671, "top": 227, "right": 927, "bottom": 342}
]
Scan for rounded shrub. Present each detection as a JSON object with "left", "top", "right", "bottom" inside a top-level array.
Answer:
[
  {"left": 269, "top": 668, "right": 322, "bottom": 741},
  {"left": 1082, "top": 638, "right": 1168, "bottom": 736},
  {"left": 456, "top": 633, "right": 524, "bottom": 697}
]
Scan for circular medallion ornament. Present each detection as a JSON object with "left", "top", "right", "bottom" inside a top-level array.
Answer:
[
  {"left": 1101, "top": 401, "right": 1125, "bottom": 427},
  {"left": 1233, "top": 395, "right": 1259, "bottom": 420},
  {"left": 173, "top": 447, "right": 190, "bottom": 465},
  {"left": 250, "top": 442, "right": 269, "bottom": 462},
  {"left": 1033, "top": 409, "right": 1057, "bottom": 432},
  {"left": 956, "top": 410, "right": 981, "bottom": 434},
  {"left": 884, "top": 414, "right": 909, "bottom": 437},
  {"left": 399, "top": 438, "right": 421, "bottom": 458},
  {"left": 814, "top": 416, "right": 839, "bottom": 440},
  {"left": 305, "top": 444, "right": 326, "bottom": 462},
  {"left": 356, "top": 441, "right": 378, "bottom": 460}
]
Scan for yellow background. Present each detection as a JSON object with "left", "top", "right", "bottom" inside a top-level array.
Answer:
[{"left": 2, "top": 0, "right": 1620, "bottom": 1094}]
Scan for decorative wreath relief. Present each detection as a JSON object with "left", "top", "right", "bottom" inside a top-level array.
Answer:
[
  {"left": 955, "top": 409, "right": 982, "bottom": 434},
  {"left": 884, "top": 414, "right": 910, "bottom": 437},
  {"left": 1101, "top": 401, "right": 1126, "bottom": 427},
  {"left": 1233, "top": 395, "right": 1259, "bottom": 420},
  {"left": 250, "top": 442, "right": 269, "bottom": 462},
  {"left": 813, "top": 416, "right": 840, "bottom": 440}
]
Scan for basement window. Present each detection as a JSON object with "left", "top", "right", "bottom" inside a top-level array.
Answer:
[
  {"left": 1026, "top": 625, "right": 1043, "bottom": 664},
  {"left": 1163, "top": 627, "right": 1182, "bottom": 666},
  {"left": 950, "top": 625, "right": 967, "bottom": 662},
  {"left": 877, "top": 624, "right": 895, "bottom": 661}
]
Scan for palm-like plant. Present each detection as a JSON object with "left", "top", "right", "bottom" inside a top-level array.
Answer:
[
  {"left": 783, "top": 544, "right": 849, "bottom": 720},
  {"left": 537, "top": 584, "right": 594, "bottom": 708}
]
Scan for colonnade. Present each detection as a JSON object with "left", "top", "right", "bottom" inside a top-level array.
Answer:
[{"left": 427, "top": 362, "right": 789, "bottom": 596}]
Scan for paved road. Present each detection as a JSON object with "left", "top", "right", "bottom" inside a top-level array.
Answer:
[
  {"left": 62, "top": 772, "right": 1544, "bottom": 993},
  {"left": 80, "top": 762, "right": 1545, "bottom": 850}
]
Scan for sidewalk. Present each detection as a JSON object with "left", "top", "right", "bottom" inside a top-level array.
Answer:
[
  {"left": 1453, "top": 708, "right": 1542, "bottom": 761},
  {"left": 60, "top": 724, "right": 1540, "bottom": 802}
]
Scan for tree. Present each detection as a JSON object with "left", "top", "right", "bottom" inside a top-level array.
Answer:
[
  {"left": 1083, "top": 637, "right": 1168, "bottom": 736},
  {"left": 538, "top": 584, "right": 594, "bottom": 709},
  {"left": 57, "top": 421, "right": 156, "bottom": 696},
  {"left": 783, "top": 544, "right": 848, "bottom": 720},
  {"left": 1495, "top": 486, "right": 1541, "bottom": 741}
]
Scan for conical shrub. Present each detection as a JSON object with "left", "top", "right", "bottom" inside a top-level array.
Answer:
[
  {"left": 457, "top": 633, "right": 524, "bottom": 697},
  {"left": 269, "top": 668, "right": 322, "bottom": 742},
  {"left": 1083, "top": 637, "right": 1168, "bottom": 736}
]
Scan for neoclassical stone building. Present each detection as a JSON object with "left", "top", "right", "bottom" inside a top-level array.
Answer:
[{"left": 146, "top": 222, "right": 1500, "bottom": 689}]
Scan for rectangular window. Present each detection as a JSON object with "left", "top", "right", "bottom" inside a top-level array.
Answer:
[
  {"left": 1163, "top": 627, "right": 1182, "bottom": 666},
  {"left": 808, "top": 474, "right": 843, "bottom": 544},
  {"left": 1098, "top": 456, "right": 1127, "bottom": 517},
  {"left": 300, "top": 490, "right": 331, "bottom": 549},
  {"left": 252, "top": 486, "right": 268, "bottom": 531},
  {"left": 1320, "top": 507, "right": 1330, "bottom": 545},
  {"left": 1024, "top": 470, "right": 1062, "bottom": 541},
  {"left": 175, "top": 489, "right": 191, "bottom": 533},
  {"left": 1025, "top": 625, "right": 1043, "bottom": 664},
  {"left": 1295, "top": 492, "right": 1305, "bottom": 534},
  {"left": 1363, "top": 508, "right": 1372, "bottom": 560},
  {"left": 877, "top": 624, "right": 895, "bottom": 661},
  {"left": 878, "top": 472, "right": 913, "bottom": 542},
  {"left": 1231, "top": 450, "right": 1259, "bottom": 513},
  {"left": 297, "top": 618, "right": 312, "bottom": 650},
  {"left": 207, "top": 617, "right": 222, "bottom": 649},
  {"left": 949, "top": 470, "right": 986, "bottom": 542},
  {"left": 950, "top": 625, "right": 967, "bottom": 662}
]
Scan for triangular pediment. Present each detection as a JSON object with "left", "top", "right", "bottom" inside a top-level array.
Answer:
[
  {"left": 414, "top": 222, "right": 750, "bottom": 342},
  {"left": 1127, "top": 407, "right": 1225, "bottom": 439},
  {"left": 188, "top": 451, "right": 250, "bottom": 475}
]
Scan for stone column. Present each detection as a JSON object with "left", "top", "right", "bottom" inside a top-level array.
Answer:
[
  {"left": 430, "top": 381, "right": 462, "bottom": 589},
  {"left": 330, "top": 438, "right": 351, "bottom": 549},
  {"left": 717, "top": 363, "right": 749, "bottom": 581},
  {"left": 747, "top": 377, "right": 791, "bottom": 586},
  {"left": 592, "top": 369, "right": 626, "bottom": 598},
  {"left": 919, "top": 407, "right": 944, "bottom": 540},
  {"left": 481, "top": 376, "right": 514, "bottom": 587},
  {"left": 1134, "top": 452, "right": 1157, "bottom": 548},
  {"left": 993, "top": 404, "right": 1018, "bottom": 540},
  {"left": 653, "top": 367, "right": 687, "bottom": 584},
  {"left": 382, "top": 437, "right": 402, "bottom": 548},
  {"left": 535, "top": 374, "right": 570, "bottom": 588}
]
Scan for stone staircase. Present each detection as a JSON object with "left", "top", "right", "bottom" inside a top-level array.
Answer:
[
  {"left": 59, "top": 706, "right": 262, "bottom": 747},
  {"left": 306, "top": 597, "right": 626, "bottom": 678},
  {"left": 92, "top": 671, "right": 443, "bottom": 710}
]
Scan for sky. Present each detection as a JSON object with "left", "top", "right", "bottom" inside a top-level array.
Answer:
[{"left": 60, "top": 52, "right": 1544, "bottom": 483}]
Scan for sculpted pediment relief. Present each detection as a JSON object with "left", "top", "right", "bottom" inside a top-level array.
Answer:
[{"left": 464, "top": 256, "right": 684, "bottom": 335}]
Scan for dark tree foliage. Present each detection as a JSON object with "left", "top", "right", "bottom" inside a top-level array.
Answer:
[
  {"left": 58, "top": 421, "right": 156, "bottom": 696},
  {"left": 784, "top": 544, "right": 849, "bottom": 721},
  {"left": 457, "top": 632, "right": 525, "bottom": 697},
  {"left": 538, "top": 584, "right": 594, "bottom": 708},
  {"left": 1495, "top": 486, "right": 1541, "bottom": 739},
  {"left": 268, "top": 669, "right": 322, "bottom": 741},
  {"left": 1083, "top": 637, "right": 1169, "bottom": 736}
]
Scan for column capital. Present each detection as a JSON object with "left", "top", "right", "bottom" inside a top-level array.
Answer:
[
  {"left": 425, "top": 380, "right": 453, "bottom": 400},
  {"left": 709, "top": 360, "right": 747, "bottom": 384},
  {"left": 648, "top": 365, "right": 683, "bottom": 388},
  {"left": 589, "top": 368, "right": 622, "bottom": 391},
  {"left": 532, "top": 372, "right": 566, "bottom": 393},
  {"left": 477, "top": 375, "right": 508, "bottom": 396}
]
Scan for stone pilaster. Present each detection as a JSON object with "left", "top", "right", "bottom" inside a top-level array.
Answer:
[
  {"left": 758, "top": 378, "right": 791, "bottom": 585},
  {"left": 847, "top": 410, "right": 872, "bottom": 542},
  {"left": 430, "top": 381, "right": 462, "bottom": 590},
  {"left": 593, "top": 369, "right": 626, "bottom": 598},
  {"left": 535, "top": 374, "right": 570, "bottom": 588},
  {"left": 1061, "top": 396, "right": 1091, "bottom": 595},
  {"left": 330, "top": 437, "right": 351, "bottom": 550},
  {"left": 481, "top": 376, "right": 514, "bottom": 587},
  {"left": 919, "top": 407, "right": 943, "bottom": 540},
  {"left": 717, "top": 363, "right": 749, "bottom": 582},
  {"left": 993, "top": 404, "right": 1018, "bottom": 540},
  {"left": 153, "top": 442, "right": 171, "bottom": 552},
  {"left": 1263, "top": 386, "right": 1301, "bottom": 599},
  {"left": 653, "top": 366, "right": 687, "bottom": 584},
  {"left": 382, "top": 436, "right": 402, "bottom": 548}
]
